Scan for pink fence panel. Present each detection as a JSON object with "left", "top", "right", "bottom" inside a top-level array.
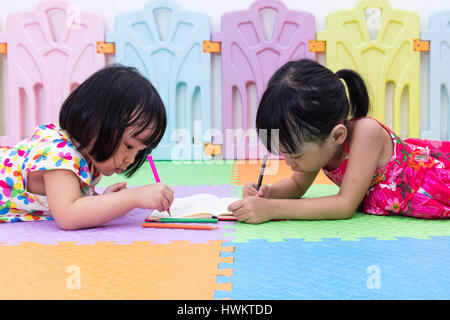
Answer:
[
  {"left": 212, "top": 0, "right": 316, "bottom": 159},
  {"left": 0, "top": 0, "right": 105, "bottom": 147}
]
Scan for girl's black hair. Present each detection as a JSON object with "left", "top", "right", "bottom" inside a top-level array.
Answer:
[
  {"left": 256, "top": 59, "right": 370, "bottom": 155},
  {"left": 59, "top": 64, "right": 166, "bottom": 177}
]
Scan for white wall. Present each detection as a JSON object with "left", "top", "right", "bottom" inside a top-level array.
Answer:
[{"left": 0, "top": 0, "right": 448, "bottom": 137}]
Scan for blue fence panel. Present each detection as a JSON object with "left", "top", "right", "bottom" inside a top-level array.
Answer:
[{"left": 106, "top": 0, "right": 212, "bottom": 160}]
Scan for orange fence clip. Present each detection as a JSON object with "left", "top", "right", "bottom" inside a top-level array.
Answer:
[
  {"left": 96, "top": 41, "right": 115, "bottom": 54},
  {"left": 204, "top": 142, "right": 222, "bottom": 156},
  {"left": 0, "top": 43, "right": 6, "bottom": 54},
  {"left": 203, "top": 40, "right": 221, "bottom": 53},
  {"left": 308, "top": 40, "right": 326, "bottom": 53},
  {"left": 413, "top": 39, "right": 429, "bottom": 52}
]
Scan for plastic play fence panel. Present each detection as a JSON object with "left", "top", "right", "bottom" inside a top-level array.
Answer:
[
  {"left": 106, "top": 0, "right": 212, "bottom": 160},
  {"left": 421, "top": 10, "right": 450, "bottom": 141},
  {"left": 318, "top": 0, "right": 421, "bottom": 138},
  {"left": 212, "top": 0, "right": 316, "bottom": 159},
  {"left": 0, "top": 0, "right": 105, "bottom": 147}
]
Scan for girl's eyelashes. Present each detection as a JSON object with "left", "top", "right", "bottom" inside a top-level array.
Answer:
[
  {"left": 125, "top": 143, "right": 134, "bottom": 150},
  {"left": 280, "top": 151, "right": 301, "bottom": 159},
  {"left": 290, "top": 152, "right": 303, "bottom": 159}
]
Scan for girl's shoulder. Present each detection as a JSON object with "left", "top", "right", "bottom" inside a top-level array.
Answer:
[
  {"left": 5, "top": 123, "right": 74, "bottom": 159},
  {"left": 22, "top": 123, "right": 77, "bottom": 152},
  {"left": 352, "top": 116, "right": 384, "bottom": 131},
  {"left": 349, "top": 117, "right": 392, "bottom": 145},
  {"left": 349, "top": 117, "right": 399, "bottom": 171},
  {"left": 26, "top": 123, "right": 99, "bottom": 187},
  {"left": 32, "top": 123, "right": 68, "bottom": 141},
  {"left": 28, "top": 122, "right": 83, "bottom": 163}
]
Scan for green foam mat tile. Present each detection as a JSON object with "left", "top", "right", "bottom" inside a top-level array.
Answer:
[
  {"left": 224, "top": 185, "right": 450, "bottom": 242},
  {"left": 98, "top": 160, "right": 235, "bottom": 187},
  {"left": 230, "top": 179, "right": 340, "bottom": 199}
]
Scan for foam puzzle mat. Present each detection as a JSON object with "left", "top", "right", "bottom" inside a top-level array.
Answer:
[
  {"left": 215, "top": 237, "right": 450, "bottom": 300},
  {"left": 0, "top": 185, "right": 234, "bottom": 245},
  {"left": 0, "top": 160, "right": 449, "bottom": 300},
  {"left": 0, "top": 240, "right": 232, "bottom": 299}
]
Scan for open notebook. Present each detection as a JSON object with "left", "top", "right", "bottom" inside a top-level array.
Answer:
[{"left": 146, "top": 193, "right": 240, "bottom": 220}]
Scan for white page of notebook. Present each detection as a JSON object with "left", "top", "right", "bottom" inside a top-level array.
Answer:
[{"left": 149, "top": 193, "right": 239, "bottom": 218}]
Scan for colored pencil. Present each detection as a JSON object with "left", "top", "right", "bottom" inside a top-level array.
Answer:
[
  {"left": 145, "top": 217, "right": 218, "bottom": 223},
  {"left": 142, "top": 222, "right": 218, "bottom": 230},
  {"left": 147, "top": 154, "right": 171, "bottom": 216},
  {"left": 256, "top": 155, "right": 268, "bottom": 191},
  {"left": 217, "top": 216, "right": 238, "bottom": 221},
  {"left": 217, "top": 216, "right": 285, "bottom": 222}
]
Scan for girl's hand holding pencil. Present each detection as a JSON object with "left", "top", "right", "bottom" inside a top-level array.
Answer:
[
  {"left": 243, "top": 182, "right": 269, "bottom": 198},
  {"left": 242, "top": 155, "right": 269, "bottom": 198},
  {"left": 147, "top": 154, "right": 172, "bottom": 215},
  {"left": 229, "top": 155, "right": 274, "bottom": 223},
  {"left": 135, "top": 183, "right": 174, "bottom": 212}
]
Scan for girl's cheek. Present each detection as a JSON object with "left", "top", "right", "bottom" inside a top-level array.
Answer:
[{"left": 110, "top": 153, "right": 120, "bottom": 166}]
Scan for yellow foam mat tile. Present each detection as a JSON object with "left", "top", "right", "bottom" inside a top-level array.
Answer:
[
  {"left": 232, "top": 160, "right": 334, "bottom": 186},
  {"left": 0, "top": 240, "right": 229, "bottom": 300}
]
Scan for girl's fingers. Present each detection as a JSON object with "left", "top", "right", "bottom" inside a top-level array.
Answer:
[
  {"left": 162, "top": 197, "right": 170, "bottom": 212},
  {"left": 233, "top": 209, "right": 248, "bottom": 222},
  {"left": 230, "top": 202, "right": 249, "bottom": 220},
  {"left": 105, "top": 182, "right": 127, "bottom": 193},
  {"left": 161, "top": 186, "right": 174, "bottom": 201},
  {"left": 161, "top": 190, "right": 174, "bottom": 209},
  {"left": 118, "top": 182, "right": 127, "bottom": 190},
  {"left": 258, "top": 184, "right": 268, "bottom": 197},
  {"left": 245, "top": 183, "right": 258, "bottom": 196},
  {"left": 228, "top": 199, "right": 245, "bottom": 212},
  {"left": 166, "top": 189, "right": 175, "bottom": 204}
]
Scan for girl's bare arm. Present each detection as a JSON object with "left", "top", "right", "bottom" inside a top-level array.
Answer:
[{"left": 44, "top": 169, "right": 173, "bottom": 230}]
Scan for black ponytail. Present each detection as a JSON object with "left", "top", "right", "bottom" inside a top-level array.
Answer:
[
  {"left": 335, "top": 69, "right": 370, "bottom": 119},
  {"left": 256, "top": 59, "right": 371, "bottom": 155}
]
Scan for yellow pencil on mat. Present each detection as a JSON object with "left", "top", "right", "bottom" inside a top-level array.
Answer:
[{"left": 147, "top": 154, "right": 171, "bottom": 216}]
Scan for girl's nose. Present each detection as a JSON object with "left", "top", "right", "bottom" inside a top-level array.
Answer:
[{"left": 123, "top": 154, "right": 135, "bottom": 166}]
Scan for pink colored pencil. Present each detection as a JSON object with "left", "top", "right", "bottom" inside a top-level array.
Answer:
[{"left": 147, "top": 154, "right": 171, "bottom": 216}]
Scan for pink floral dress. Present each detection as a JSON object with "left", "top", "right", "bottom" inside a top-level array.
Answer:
[
  {"left": 0, "top": 123, "right": 101, "bottom": 222},
  {"left": 323, "top": 118, "right": 449, "bottom": 219}
]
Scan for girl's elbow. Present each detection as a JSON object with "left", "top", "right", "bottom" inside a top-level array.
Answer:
[
  {"left": 339, "top": 211, "right": 354, "bottom": 220},
  {"left": 52, "top": 211, "right": 79, "bottom": 230},
  {"left": 337, "top": 198, "right": 357, "bottom": 219},
  {"left": 54, "top": 218, "right": 77, "bottom": 231},
  {"left": 338, "top": 196, "right": 359, "bottom": 220}
]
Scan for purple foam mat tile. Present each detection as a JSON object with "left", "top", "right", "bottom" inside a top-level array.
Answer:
[
  {"left": 95, "top": 184, "right": 233, "bottom": 197},
  {"left": 0, "top": 185, "right": 237, "bottom": 245}
]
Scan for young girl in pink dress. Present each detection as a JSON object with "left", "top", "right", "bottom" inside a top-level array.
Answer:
[{"left": 228, "top": 59, "right": 449, "bottom": 222}]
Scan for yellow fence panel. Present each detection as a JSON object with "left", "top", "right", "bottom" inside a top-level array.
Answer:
[{"left": 318, "top": 0, "right": 420, "bottom": 138}]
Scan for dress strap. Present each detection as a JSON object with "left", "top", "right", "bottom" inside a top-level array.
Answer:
[
  {"left": 343, "top": 141, "right": 350, "bottom": 153},
  {"left": 366, "top": 116, "right": 394, "bottom": 135}
]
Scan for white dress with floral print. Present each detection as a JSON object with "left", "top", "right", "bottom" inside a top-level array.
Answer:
[{"left": 0, "top": 123, "right": 101, "bottom": 222}]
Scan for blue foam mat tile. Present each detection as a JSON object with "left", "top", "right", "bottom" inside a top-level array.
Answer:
[
  {"left": 216, "top": 275, "right": 232, "bottom": 284},
  {"left": 218, "top": 262, "right": 234, "bottom": 270},
  {"left": 220, "top": 251, "right": 234, "bottom": 258},
  {"left": 220, "top": 237, "right": 450, "bottom": 300},
  {"left": 214, "top": 291, "right": 231, "bottom": 300}
]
